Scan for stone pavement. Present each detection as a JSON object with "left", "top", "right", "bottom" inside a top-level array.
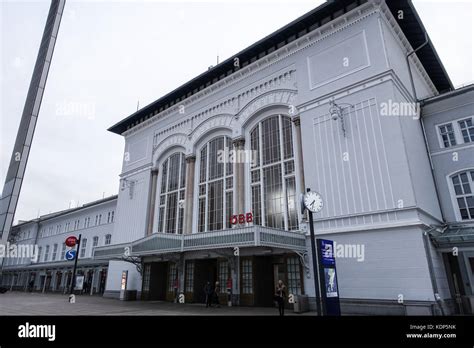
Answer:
[{"left": 0, "top": 291, "right": 313, "bottom": 316}]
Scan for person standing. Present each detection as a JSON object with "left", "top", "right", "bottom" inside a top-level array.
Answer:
[
  {"left": 275, "top": 280, "right": 287, "bottom": 316},
  {"left": 214, "top": 281, "right": 221, "bottom": 308},
  {"left": 204, "top": 281, "right": 213, "bottom": 308}
]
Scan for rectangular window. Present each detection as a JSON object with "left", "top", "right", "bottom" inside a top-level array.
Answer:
[
  {"left": 165, "top": 192, "right": 178, "bottom": 233},
  {"left": 262, "top": 116, "right": 281, "bottom": 165},
  {"left": 200, "top": 146, "right": 207, "bottom": 183},
  {"left": 158, "top": 207, "right": 165, "bottom": 233},
  {"left": 286, "top": 177, "right": 298, "bottom": 230},
  {"left": 142, "top": 264, "right": 151, "bottom": 293},
  {"left": 226, "top": 191, "right": 233, "bottom": 229},
  {"left": 185, "top": 261, "right": 194, "bottom": 292},
  {"left": 208, "top": 137, "right": 224, "bottom": 180},
  {"left": 168, "top": 153, "right": 180, "bottom": 191},
  {"left": 80, "top": 239, "right": 87, "bottom": 258},
  {"left": 282, "top": 117, "right": 294, "bottom": 159},
  {"left": 61, "top": 244, "right": 66, "bottom": 260},
  {"left": 44, "top": 245, "right": 50, "bottom": 262},
  {"left": 439, "top": 123, "right": 456, "bottom": 148},
  {"left": 250, "top": 126, "right": 260, "bottom": 168},
  {"left": 180, "top": 154, "right": 186, "bottom": 189},
  {"left": 287, "top": 257, "right": 302, "bottom": 295},
  {"left": 263, "top": 165, "right": 284, "bottom": 228},
  {"left": 168, "top": 263, "right": 177, "bottom": 292},
  {"left": 218, "top": 261, "right": 229, "bottom": 293},
  {"left": 208, "top": 180, "right": 224, "bottom": 231},
  {"left": 111, "top": 211, "right": 114, "bottom": 223},
  {"left": 107, "top": 212, "right": 111, "bottom": 223},
  {"left": 93, "top": 236, "right": 99, "bottom": 247},
  {"left": 52, "top": 244, "right": 58, "bottom": 261},
  {"left": 105, "top": 234, "right": 111, "bottom": 245},
  {"left": 37, "top": 247, "right": 42, "bottom": 262},
  {"left": 459, "top": 118, "right": 474, "bottom": 143},
  {"left": 242, "top": 259, "right": 253, "bottom": 294},
  {"left": 252, "top": 185, "right": 262, "bottom": 225},
  {"left": 198, "top": 198, "right": 206, "bottom": 232},
  {"left": 161, "top": 160, "right": 168, "bottom": 194}
]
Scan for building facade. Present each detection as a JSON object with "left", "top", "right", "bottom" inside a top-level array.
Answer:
[
  {"left": 2, "top": 0, "right": 472, "bottom": 316},
  {"left": 1, "top": 196, "right": 116, "bottom": 295},
  {"left": 96, "top": 0, "right": 454, "bottom": 315}
]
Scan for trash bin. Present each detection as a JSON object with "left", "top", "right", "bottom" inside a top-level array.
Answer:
[{"left": 294, "top": 294, "right": 309, "bottom": 313}]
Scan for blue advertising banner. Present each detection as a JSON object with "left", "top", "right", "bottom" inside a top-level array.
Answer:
[{"left": 320, "top": 239, "right": 335, "bottom": 267}]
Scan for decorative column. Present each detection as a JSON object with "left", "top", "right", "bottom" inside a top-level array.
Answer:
[
  {"left": 232, "top": 138, "right": 245, "bottom": 215},
  {"left": 184, "top": 155, "right": 196, "bottom": 234},
  {"left": 293, "top": 116, "right": 306, "bottom": 214},
  {"left": 146, "top": 168, "right": 159, "bottom": 236}
]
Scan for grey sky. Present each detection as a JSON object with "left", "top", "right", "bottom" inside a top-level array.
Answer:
[{"left": 1, "top": 0, "right": 473, "bottom": 224}]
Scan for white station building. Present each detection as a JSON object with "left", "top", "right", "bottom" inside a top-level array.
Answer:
[{"left": 2, "top": 0, "right": 474, "bottom": 315}]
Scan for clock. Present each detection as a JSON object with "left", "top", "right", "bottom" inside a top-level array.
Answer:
[{"left": 303, "top": 191, "right": 323, "bottom": 213}]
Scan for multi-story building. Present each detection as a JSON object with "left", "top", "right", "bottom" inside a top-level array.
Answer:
[
  {"left": 1, "top": 195, "right": 116, "bottom": 294},
  {"left": 2, "top": 0, "right": 472, "bottom": 316},
  {"left": 422, "top": 85, "right": 474, "bottom": 314},
  {"left": 94, "top": 0, "right": 454, "bottom": 315}
]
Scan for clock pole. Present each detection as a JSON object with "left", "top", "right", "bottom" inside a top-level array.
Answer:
[{"left": 306, "top": 188, "right": 322, "bottom": 316}]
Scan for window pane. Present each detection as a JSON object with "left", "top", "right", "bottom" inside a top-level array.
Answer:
[
  {"left": 282, "top": 117, "right": 294, "bottom": 159},
  {"left": 252, "top": 185, "right": 261, "bottom": 225},
  {"left": 168, "top": 153, "right": 180, "bottom": 191},
  {"left": 250, "top": 125, "right": 260, "bottom": 168},
  {"left": 200, "top": 146, "right": 207, "bottom": 183},
  {"left": 286, "top": 177, "right": 298, "bottom": 230},
  {"left": 209, "top": 137, "right": 225, "bottom": 180},
  {"left": 226, "top": 138, "right": 233, "bottom": 176},
  {"left": 287, "top": 257, "right": 301, "bottom": 295},
  {"left": 165, "top": 192, "right": 178, "bottom": 233},
  {"left": 262, "top": 116, "right": 281, "bottom": 165},
  {"left": 180, "top": 154, "right": 186, "bottom": 188},
  {"left": 160, "top": 160, "right": 168, "bottom": 194},
  {"left": 208, "top": 180, "right": 224, "bottom": 231},
  {"left": 226, "top": 191, "right": 233, "bottom": 229},
  {"left": 263, "top": 165, "right": 284, "bottom": 228},
  {"left": 198, "top": 198, "right": 206, "bottom": 232}
]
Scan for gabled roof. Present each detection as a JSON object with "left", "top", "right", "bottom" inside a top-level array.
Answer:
[{"left": 108, "top": 0, "right": 453, "bottom": 135}]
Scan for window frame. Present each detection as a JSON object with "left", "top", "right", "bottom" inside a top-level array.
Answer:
[{"left": 449, "top": 169, "right": 474, "bottom": 221}]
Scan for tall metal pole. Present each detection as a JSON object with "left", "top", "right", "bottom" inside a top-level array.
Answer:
[
  {"left": 0, "top": 0, "right": 66, "bottom": 244},
  {"left": 69, "top": 234, "right": 81, "bottom": 295},
  {"left": 308, "top": 209, "right": 322, "bottom": 316}
]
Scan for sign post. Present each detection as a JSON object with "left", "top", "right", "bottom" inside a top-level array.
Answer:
[
  {"left": 317, "top": 239, "right": 341, "bottom": 316},
  {"left": 67, "top": 234, "right": 81, "bottom": 295}
]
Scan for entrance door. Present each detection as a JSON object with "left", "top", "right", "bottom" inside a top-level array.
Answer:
[
  {"left": 255, "top": 256, "right": 274, "bottom": 307},
  {"left": 194, "top": 259, "right": 217, "bottom": 303},
  {"left": 149, "top": 262, "right": 168, "bottom": 301}
]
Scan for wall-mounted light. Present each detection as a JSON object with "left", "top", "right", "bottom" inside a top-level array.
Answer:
[
  {"left": 329, "top": 100, "right": 354, "bottom": 137},
  {"left": 121, "top": 178, "right": 136, "bottom": 199}
]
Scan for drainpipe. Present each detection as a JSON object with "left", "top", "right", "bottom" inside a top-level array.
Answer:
[
  {"left": 406, "top": 31, "right": 429, "bottom": 101},
  {"left": 422, "top": 227, "right": 445, "bottom": 316}
]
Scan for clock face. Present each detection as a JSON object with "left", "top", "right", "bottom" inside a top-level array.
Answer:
[{"left": 303, "top": 191, "right": 323, "bottom": 213}]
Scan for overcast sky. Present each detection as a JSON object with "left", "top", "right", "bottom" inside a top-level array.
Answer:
[{"left": 1, "top": 0, "right": 473, "bottom": 224}]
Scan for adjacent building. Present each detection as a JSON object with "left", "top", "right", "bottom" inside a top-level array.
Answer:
[{"left": 2, "top": 0, "right": 473, "bottom": 315}]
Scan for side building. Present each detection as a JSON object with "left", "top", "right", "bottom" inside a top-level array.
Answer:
[
  {"left": 422, "top": 84, "right": 474, "bottom": 314},
  {"left": 1, "top": 195, "right": 117, "bottom": 295}
]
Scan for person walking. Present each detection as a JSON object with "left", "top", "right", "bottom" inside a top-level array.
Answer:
[
  {"left": 275, "top": 280, "right": 287, "bottom": 316},
  {"left": 204, "top": 281, "right": 213, "bottom": 308}
]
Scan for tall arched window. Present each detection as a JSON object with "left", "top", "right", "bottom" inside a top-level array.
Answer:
[
  {"left": 158, "top": 152, "right": 186, "bottom": 233},
  {"left": 198, "top": 136, "right": 233, "bottom": 232},
  {"left": 452, "top": 170, "right": 474, "bottom": 220},
  {"left": 250, "top": 115, "right": 298, "bottom": 230}
]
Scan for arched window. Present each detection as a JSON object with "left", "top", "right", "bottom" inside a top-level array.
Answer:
[
  {"left": 452, "top": 170, "right": 474, "bottom": 220},
  {"left": 198, "top": 136, "right": 233, "bottom": 232},
  {"left": 158, "top": 152, "right": 186, "bottom": 233},
  {"left": 250, "top": 115, "right": 298, "bottom": 230}
]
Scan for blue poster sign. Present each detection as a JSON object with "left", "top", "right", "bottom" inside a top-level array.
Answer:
[{"left": 320, "top": 239, "right": 335, "bottom": 267}]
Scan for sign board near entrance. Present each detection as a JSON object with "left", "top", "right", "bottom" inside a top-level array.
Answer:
[
  {"left": 65, "top": 249, "right": 76, "bottom": 261},
  {"left": 74, "top": 275, "right": 84, "bottom": 290}
]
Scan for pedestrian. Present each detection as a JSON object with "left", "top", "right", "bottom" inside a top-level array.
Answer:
[
  {"left": 274, "top": 280, "right": 287, "bottom": 316},
  {"left": 214, "top": 281, "right": 221, "bottom": 308},
  {"left": 28, "top": 279, "right": 34, "bottom": 293},
  {"left": 204, "top": 281, "right": 213, "bottom": 308}
]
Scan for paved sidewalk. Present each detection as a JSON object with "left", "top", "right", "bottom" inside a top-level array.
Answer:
[{"left": 0, "top": 291, "right": 313, "bottom": 316}]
